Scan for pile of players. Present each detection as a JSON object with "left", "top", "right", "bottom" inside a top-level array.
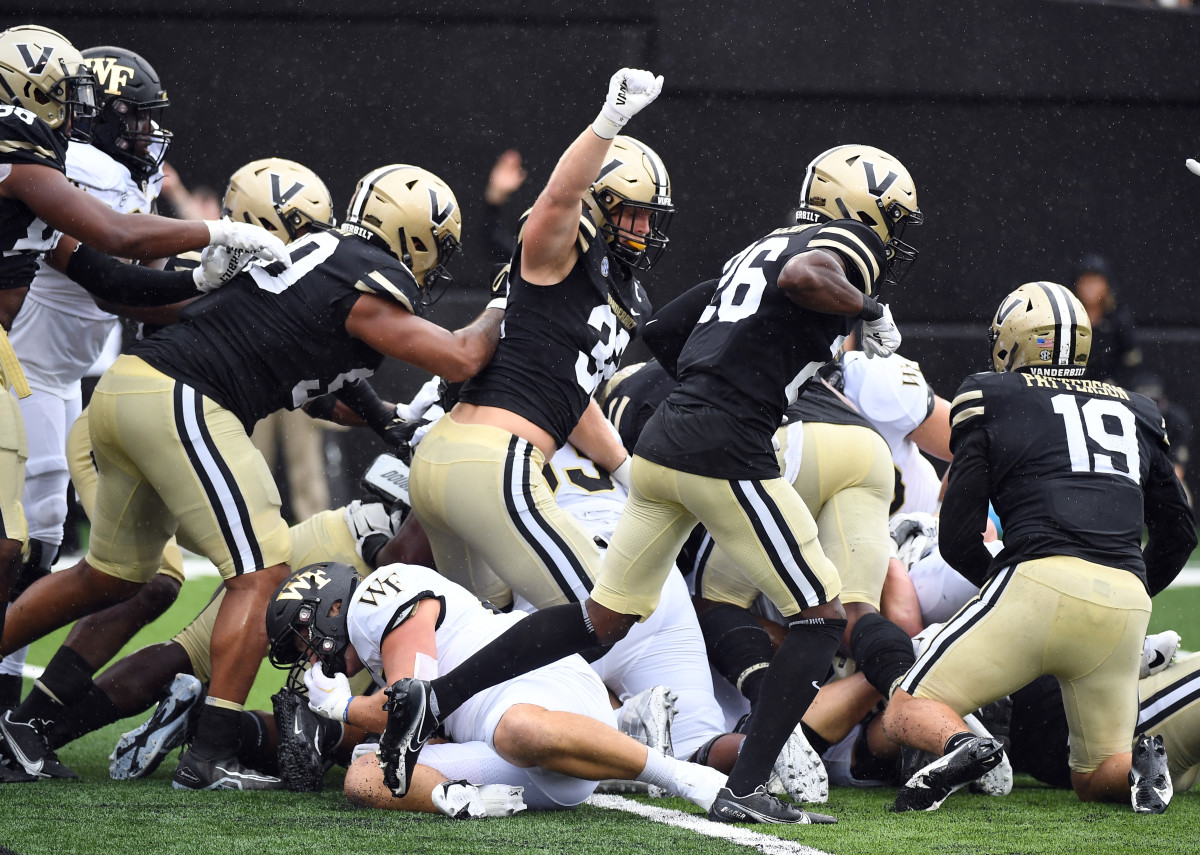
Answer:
[{"left": 0, "top": 22, "right": 1195, "bottom": 831}]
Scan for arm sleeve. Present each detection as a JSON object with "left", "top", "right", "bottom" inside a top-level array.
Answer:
[
  {"left": 938, "top": 429, "right": 996, "bottom": 587},
  {"left": 642, "top": 278, "right": 719, "bottom": 379},
  {"left": 1142, "top": 446, "right": 1197, "bottom": 596},
  {"left": 334, "top": 379, "right": 394, "bottom": 433},
  {"left": 66, "top": 244, "right": 201, "bottom": 307}
]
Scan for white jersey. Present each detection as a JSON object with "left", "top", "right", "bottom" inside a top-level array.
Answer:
[
  {"left": 841, "top": 351, "right": 942, "bottom": 515},
  {"left": 546, "top": 441, "right": 626, "bottom": 544},
  {"left": 10, "top": 142, "right": 164, "bottom": 396}
]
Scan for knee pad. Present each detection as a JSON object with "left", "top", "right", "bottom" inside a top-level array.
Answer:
[
  {"left": 696, "top": 603, "right": 773, "bottom": 695},
  {"left": 849, "top": 612, "right": 915, "bottom": 698}
]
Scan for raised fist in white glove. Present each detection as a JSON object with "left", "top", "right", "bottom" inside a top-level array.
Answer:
[
  {"left": 304, "top": 662, "right": 353, "bottom": 722},
  {"left": 861, "top": 303, "right": 902, "bottom": 359},
  {"left": 192, "top": 244, "right": 251, "bottom": 294},
  {"left": 204, "top": 218, "right": 292, "bottom": 267},
  {"left": 593, "top": 68, "right": 664, "bottom": 140}
]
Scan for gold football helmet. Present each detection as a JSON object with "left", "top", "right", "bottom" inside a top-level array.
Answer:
[
  {"left": 989, "top": 281, "right": 1091, "bottom": 376},
  {"left": 342, "top": 164, "right": 462, "bottom": 291},
  {"left": 583, "top": 135, "right": 674, "bottom": 271},
  {"left": 0, "top": 25, "right": 97, "bottom": 140},
  {"left": 797, "top": 144, "right": 922, "bottom": 288},
  {"left": 222, "top": 158, "right": 334, "bottom": 244}
]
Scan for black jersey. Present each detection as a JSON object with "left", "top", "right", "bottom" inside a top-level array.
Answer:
[
  {"left": 132, "top": 229, "right": 421, "bottom": 430},
  {"left": 0, "top": 106, "right": 67, "bottom": 288},
  {"left": 637, "top": 220, "right": 886, "bottom": 480},
  {"left": 943, "top": 370, "right": 1196, "bottom": 591},
  {"left": 602, "top": 358, "right": 678, "bottom": 454},
  {"left": 458, "top": 213, "right": 649, "bottom": 447}
]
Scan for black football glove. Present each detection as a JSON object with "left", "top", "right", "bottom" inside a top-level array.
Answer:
[{"left": 379, "top": 416, "right": 430, "bottom": 464}]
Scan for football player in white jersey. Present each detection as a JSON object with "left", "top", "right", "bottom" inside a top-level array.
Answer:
[
  {"left": 266, "top": 561, "right": 730, "bottom": 817},
  {"left": 1, "top": 47, "right": 174, "bottom": 708}
]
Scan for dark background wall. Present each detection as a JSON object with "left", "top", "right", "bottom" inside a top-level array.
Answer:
[{"left": 7, "top": 1, "right": 1200, "bottom": 500}]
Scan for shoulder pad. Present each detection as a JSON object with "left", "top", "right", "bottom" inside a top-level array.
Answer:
[
  {"left": 806, "top": 219, "right": 886, "bottom": 294},
  {"left": 354, "top": 264, "right": 421, "bottom": 314},
  {"left": 0, "top": 107, "right": 66, "bottom": 171}
]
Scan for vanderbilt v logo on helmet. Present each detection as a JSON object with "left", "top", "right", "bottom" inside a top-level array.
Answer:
[
  {"left": 343, "top": 164, "right": 463, "bottom": 294},
  {"left": 583, "top": 135, "right": 674, "bottom": 271},
  {"left": 797, "top": 144, "right": 922, "bottom": 290},
  {"left": 0, "top": 25, "right": 98, "bottom": 141},
  {"left": 989, "top": 281, "right": 1091, "bottom": 377},
  {"left": 222, "top": 158, "right": 334, "bottom": 244}
]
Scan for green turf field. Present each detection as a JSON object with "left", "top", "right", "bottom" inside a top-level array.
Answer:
[{"left": 0, "top": 576, "right": 1197, "bottom": 855}]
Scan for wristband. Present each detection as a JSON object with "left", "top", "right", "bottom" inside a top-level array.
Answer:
[
  {"left": 485, "top": 296, "right": 507, "bottom": 312},
  {"left": 857, "top": 294, "right": 884, "bottom": 322},
  {"left": 592, "top": 112, "right": 623, "bottom": 140},
  {"left": 342, "top": 696, "right": 353, "bottom": 723}
]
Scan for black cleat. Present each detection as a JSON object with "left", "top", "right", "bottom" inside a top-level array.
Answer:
[
  {"left": 378, "top": 678, "right": 438, "bottom": 797},
  {"left": 172, "top": 750, "right": 285, "bottom": 790},
  {"left": 1130, "top": 733, "right": 1172, "bottom": 814},
  {"left": 0, "top": 711, "right": 77, "bottom": 779},
  {"left": 272, "top": 688, "right": 333, "bottom": 793},
  {"left": 707, "top": 785, "right": 838, "bottom": 824},
  {"left": 892, "top": 736, "right": 1003, "bottom": 812}
]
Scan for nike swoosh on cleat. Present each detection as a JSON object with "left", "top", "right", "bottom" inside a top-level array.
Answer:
[{"left": 1149, "top": 651, "right": 1166, "bottom": 669}]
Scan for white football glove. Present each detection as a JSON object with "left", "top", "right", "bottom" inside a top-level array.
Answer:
[
  {"left": 192, "top": 244, "right": 251, "bottom": 294},
  {"left": 343, "top": 499, "right": 401, "bottom": 562},
  {"left": 303, "top": 662, "right": 353, "bottom": 722},
  {"left": 592, "top": 68, "right": 664, "bottom": 139},
  {"left": 204, "top": 218, "right": 291, "bottom": 267},
  {"left": 860, "top": 303, "right": 902, "bottom": 358}
]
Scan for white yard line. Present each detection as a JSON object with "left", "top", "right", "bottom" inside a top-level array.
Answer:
[{"left": 584, "top": 794, "right": 834, "bottom": 855}]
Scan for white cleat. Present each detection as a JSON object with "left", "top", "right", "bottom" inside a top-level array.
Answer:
[
  {"left": 617, "top": 685, "right": 678, "bottom": 759},
  {"left": 1141, "top": 631, "right": 1182, "bottom": 679},
  {"left": 432, "top": 779, "right": 527, "bottom": 818},
  {"left": 768, "top": 723, "right": 829, "bottom": 803}
]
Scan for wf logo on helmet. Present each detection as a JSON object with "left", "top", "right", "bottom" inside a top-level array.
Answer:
[{"left": 85, "top": 57, "right": 136, "bottom": 96}]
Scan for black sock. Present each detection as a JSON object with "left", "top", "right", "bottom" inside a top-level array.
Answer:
[
  {"left": 46, "top": 684, "right": 121, "bottom": 750},
  {"left": 190, "top": 703, "right": 242, "bottom": 759},
  {"left": 726, "top": 617, "right": 845, "bottom": 796},
  {"left": 801, "top": 720, "right": 832, "bottom": 757},
  {"left": 0, "top": 673, "right": 22, "bottom": 710},
  {"left": 235, "top": 711, "right": 276, "bottom": 773},
  {"left": 850, "top": 612, "right": 916, "bottom": 698},
  {"left": 14, "top": 646, "right": 95, "bottom": 726},
  {"left": 430, "top": 602, "right": 598, "bottom": 718},
  {"left": 944, "top": 731, "right": 974, "bottom": 755}
]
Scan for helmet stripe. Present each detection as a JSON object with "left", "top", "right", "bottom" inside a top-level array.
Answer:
[
  {"left": 347, "top": 164, "right": 415, "bottom": 224},
  {"left": 621, "top": 137, "right": 669, "bottom": 199},
  {"left": 1035, "top": 280, "right": 1075, "bottom": 366}
]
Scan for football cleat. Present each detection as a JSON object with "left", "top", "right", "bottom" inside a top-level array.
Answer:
[
  {"left": 110, "top": 673, "right": 203, "bottom": 780},
  {"left": 431, "top": 779, "right": 527, "bottom": 819},
  {"left": 171, "top": 750, "right": 285, "bottom": 790},
  {"left": 891, "top": 736, "right": 1004, "bottom": 812},
  {"left": 1130, "top": 733, "right": 1172, "bottom": 814},
  {"left": 378, "top": 678, "right": 438, "bottom": 797},
  {"left": 616, "top": 685, "right": 678, "bottom": 759},
  {"left": 962, "top": 711, "right": 1012, "bottom": 797},
  {"left": 0, "top": 710, "right": 77, "bottom": 779},
  {"left": 708, "top": 785, "right": 838, "bottom": 825},
  {"left": 768, "top": 722, "right": 829, "bottom": 804},
  {"left": 1141, "top": 631, "right": 1182, "bottom": 680},
  {"left": 272, "top": 688, "right": 333, "bottom": 792}
]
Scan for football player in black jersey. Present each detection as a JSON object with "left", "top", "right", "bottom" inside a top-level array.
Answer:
[
  {"left": 384, "top": 144, "right": 921, "bottom": 824},
  {"left": 407, "top": 68, "right": 669, "bottom": 611},
  {"left": 883, "top": 281, "right": 1196, "bottom": 814},
  {"left": 0, "top": 162, "right": 504, "bottom": 789}
]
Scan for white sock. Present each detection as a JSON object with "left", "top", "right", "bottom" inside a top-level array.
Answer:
[{"left": 636, "top": 747, "right": 675, "bottom": 790}]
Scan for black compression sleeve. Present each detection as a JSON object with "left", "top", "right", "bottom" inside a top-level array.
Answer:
[
  {"left": 938, "top": 431, "right": 996, "bottom": 587},
  {"left": 642, "top": 278, "right": 719, "bottom": 379},
  {"left": 334, "top": 379, "right": 394, "bottom": 432},
  {"left": 66, "top": 244, "right": 200, "bottom": 307}
]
